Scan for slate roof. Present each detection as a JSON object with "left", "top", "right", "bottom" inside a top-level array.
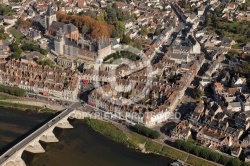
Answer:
[{"left": 46, "top": 4, "right": 55, "bottom": 16}]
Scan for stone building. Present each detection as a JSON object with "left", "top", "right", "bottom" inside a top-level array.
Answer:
[{"left": 44, "top": 4, "right": 57, "bottom": 29}]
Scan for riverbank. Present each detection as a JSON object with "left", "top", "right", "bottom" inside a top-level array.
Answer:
[
  {"left": 84, "top": 118, "right": 219, "bottom": 166},
  {"left": 0, "top": 93, "right": 63, "bottom": 113},
  {"left": 0, "top": 100, "right": 55, "bottom": 113}
]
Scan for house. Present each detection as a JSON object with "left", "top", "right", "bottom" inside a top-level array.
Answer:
[
  {"left": 170, "top": 120, "right": 191, "bottom": 140},
  {"left": 189, "top": 101, "right": 204, "bottom": 128},
  {"left": 21, "top": 28, "right": 41, "bottom": 41},
  {"left": 0, "top": 59, "right": 80, "bottom": 101},
  {"left": 0, "top": 40, "right": 10, "bottom": 63},
  {"left": 3, "top": 16, "right": 17, "bottom": 25},
  {"left": 231, "top": 145, "right": 242, "bottom": 157},
  {"left": 198, "top": 6, "right": 206, "bottom": 16},
  {"left": 197, "top": 126, "right": 233, "bottom": 148},
  {"left": 228, "top": 102, "right": 242, "bottom": 112}
]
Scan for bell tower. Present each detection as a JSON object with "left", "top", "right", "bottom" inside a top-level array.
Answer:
[{"left": 45, "top": 4, "right": 57, "bottom": 29}]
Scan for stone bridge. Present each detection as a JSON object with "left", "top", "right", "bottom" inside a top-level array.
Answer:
[{"left": 0, "top": 102, "right": 89, "bottom": 166}]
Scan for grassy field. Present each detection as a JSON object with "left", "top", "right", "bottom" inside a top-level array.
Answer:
[
  {"left": 84, "top": 119, "right": 220, "bottom": 166},
  {"left": 10, "top": 28, "right": 23, "bottom": 43},
  {"left": 0, "top": 100, "right": 55, "bottom": 113},
  {"left": 187, "top": 155, "right": 218, "bottom": 166},
  {"left": 0, "top": 93, "right": 18, "bottom": 100}
]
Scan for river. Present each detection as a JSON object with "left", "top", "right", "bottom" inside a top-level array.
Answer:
[{"left": 0, "top": 109, "right": 173, "bottom": 166}]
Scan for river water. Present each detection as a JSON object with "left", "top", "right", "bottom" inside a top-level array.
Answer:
[{"left": 0, "top": 109, "right": 173, "bottom": 166}]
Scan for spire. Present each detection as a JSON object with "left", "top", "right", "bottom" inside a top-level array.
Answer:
[{"left": 46, "top": 4, "right": 55, "bottom": 16}]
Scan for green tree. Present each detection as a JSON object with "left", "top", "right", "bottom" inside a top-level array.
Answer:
[
  {"left": 219, "top": 155, "right": 230, "bottom": 165},
  {"left": 114, "top": 21, "right": 125, "bottom": 38},
  {"left": 193, "top": 146, "right": 201, "bottom": 156},
  {"left": 130, "top": 40, "right": 142, "bottom": 50},
  {"left": 182, "top": 142, "right": 194, "bottom": 152},
  {"left": 82, "top": 25, "right": 89, "bottom": 34},
  {"left": 10, "top": 42, "right": 22, "bottom": 59},
  {"left": 154, "top": 29, "right": 161, "bottom": 36},
  {"left": 199, "top": 148, "right": 211, "bottom": 159},
  {"left": 133, "top": 124, "right": 160, "bottom": 139},
  {"left": 97, "top": 12, "right": 105, "bottom": 21},
  {"left": 209, "top": 152, "right": 221, "bottom": 162},
  {"left": 121, "top": 35, "right": 131, "bottom": 44},
  {"left": 227, "top": 158, "right": 241, "bottom": 166},
  {"left": 140, "top": 26, "right": 148, "bottom": 37},
  {"left": 105, "top": 8, "right": 117, "bottom": 23},
  {"left": 241, "top": 162, "right": 250, "bottom": 166}
]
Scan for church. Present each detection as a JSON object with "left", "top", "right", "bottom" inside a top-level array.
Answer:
[{"left": 44, "top": 4, "right": 112, "bottom": 63}]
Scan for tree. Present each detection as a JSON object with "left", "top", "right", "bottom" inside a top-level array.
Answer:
[
  {"left": 10, "top": 42, "right": 22, "bottom": 59},
  {"left": 154, "top": 29, "right": 161, "bottom": 36},
  {"left": 105, "top": 8, "right": 117, "bottom": 23},
  {"left": 140, "top": 26, "right": 148, "bottom": 37},
  {"left": 130, "top": 40, "right": 142, "bottom": 50},
  {"left": 193, "top": 146, "right": 202, "bottom": 156},
  {"left": 133, "top": 124, "right": 160, "bottom": 139},
  {"left": 182, "top": 142, "right": 194, "bottom": 152},
  {"left": 112, "top": 3, "right": 118, "bottom": 9},
  {"left": 241, "top": 162, "right": 250, "bottom": 166},
  {"left": 199, "top": 148, "right": 211, "bottom": 159},
  {"left": 219, "top": 155, "right": 230, "bottom": 165},
  {"left": 121, "top": 35, "right": 131, "bottom": 44},
  {"left": 81, "top": 25, "right": 89, "bottom": 34},
  {"left": 175, "top": 140, "right": 182, "bottom": 149},
  {"left": 114, "top": 21, "right": 125, "bottom": 38},
  {"left": 227, "top": 158, "right": 241, "bottom": 166},
  {"left": 209, "top": 152, "right": 221, "bottom": 162},
  {"left": 97, "top": 12, "right": 105, "bottom": 21}
]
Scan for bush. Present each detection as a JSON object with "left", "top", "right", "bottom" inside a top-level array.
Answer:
[{"left": 132, "top": 124, "right": 161, "bottom": 139}]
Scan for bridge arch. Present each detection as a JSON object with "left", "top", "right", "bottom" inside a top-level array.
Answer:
[{"left": 4, "top": 160, "right": 16, "bottom": 166}]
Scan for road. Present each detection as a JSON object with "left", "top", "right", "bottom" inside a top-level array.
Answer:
[{"left": 0, "top": 102, "right": 80, "bottom": 165}]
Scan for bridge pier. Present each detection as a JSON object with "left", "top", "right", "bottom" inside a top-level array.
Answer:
[
  {"left": 56, "top": 117, "right": 73, "bottom": 129},
  {"left": 24, "top": 138, "right": 45, "bottom": 153},
  {"left": 56, "top": 121, "right": 73, "bottom": 128},
  {"left": 3, "top": 151, "right": 26, "bottom": 166},
  {"left": 40, "top": 128, "right": 59, "bottom": 143}
]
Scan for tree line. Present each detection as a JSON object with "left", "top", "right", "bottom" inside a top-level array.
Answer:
[
  {"left": 175, "top": 139, "right": 249, "bottom": 166},
  {"left": 132, "top": 124, "right": 161, "bottom": 139},
  {"left": 103, "top": 51, "right": 139, "bottom": 62},
  {"left": 56, "top": 12, "right": 114, "bottom": 39},
  {"left": 0, "top": 84, "right": 26, "bottom": 97},
  {"left": 10, "top": 42, "right": 48, "bottom": 59}
]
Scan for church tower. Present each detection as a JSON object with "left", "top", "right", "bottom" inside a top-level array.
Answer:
[
  {"left": 54, "top": 28, "right": 65, "bottom": 55},
  {"left": 45, "top": 4, "right": 57, "bottom": 29}
]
